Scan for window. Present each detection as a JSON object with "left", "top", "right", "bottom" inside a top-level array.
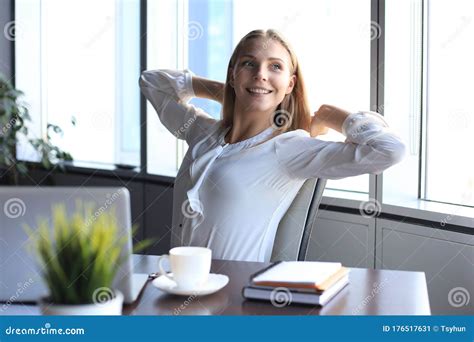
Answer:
[
  {"left": 146, "top": 0, "right": 232, "bottom": 176},
  {"left": 15, "top": 0, "right": 140, "bottom": 167},
  {"left": 383, "top": 0, "right": 474, "bottom": 208},
  {"left": 383, "top": 0, "right": 422, "bottom": 205},
  {"left": 146, "top": 0, "right": 371, "bottom": 197},
  {"left": 12, "top": 0, "right": 474, "bottom": 213},
  {"left": 424, "top": 0, "right": 474, "bottom": 207}
]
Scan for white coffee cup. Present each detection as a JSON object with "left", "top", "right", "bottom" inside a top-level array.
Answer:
[{"left": 158, "top": 247, "right": 212, "bottom": 290}]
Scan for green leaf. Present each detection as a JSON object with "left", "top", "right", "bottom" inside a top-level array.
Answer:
[
  {"left": 41, "top": 157, "right": 51, "bottom": 169},
  {"left": 0, "top": 75, "right": 74, "bottom": 173},
  {"left": 133, "top": 238, "right": 155, "bottom": 254},
  {"left": 23, "top": 201, "right": 141, "bottom": 304}
]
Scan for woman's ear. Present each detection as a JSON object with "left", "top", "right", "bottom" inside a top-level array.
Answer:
[{"left": 285, "top": 74, "right": 296, "bottom": 95}]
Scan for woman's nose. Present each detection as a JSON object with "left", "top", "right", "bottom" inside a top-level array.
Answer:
[{"left": 253, "top": 67, "right": 267, "bottom": 81}]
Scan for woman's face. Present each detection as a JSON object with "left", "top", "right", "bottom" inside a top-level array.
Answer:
[{"left": 230, "top": 38, "right": 296, "bottom": 116}]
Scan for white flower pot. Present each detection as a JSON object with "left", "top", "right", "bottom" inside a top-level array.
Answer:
[{"left": 39, "top": 290, "right": 123, "bottom": 316}]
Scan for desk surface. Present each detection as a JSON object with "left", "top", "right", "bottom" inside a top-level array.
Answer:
[{"left": 4, "top": 255, "right": 431, "bottom": 315}]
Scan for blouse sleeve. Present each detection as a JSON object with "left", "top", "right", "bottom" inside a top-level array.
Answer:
[
  {"left": 139, "top": 69, "right": 218, "bottom": 146},
  {"left": 275, "top": 111, "right": 406, "bottom": 180}
]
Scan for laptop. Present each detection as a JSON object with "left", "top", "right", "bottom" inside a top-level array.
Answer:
[{"left": 0, "top": 186, "right": 149, "bottom": 305}]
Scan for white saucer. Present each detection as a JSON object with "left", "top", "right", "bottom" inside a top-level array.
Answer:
[{"left": 152, "top": 273, "right": 229, "bottom": 296}]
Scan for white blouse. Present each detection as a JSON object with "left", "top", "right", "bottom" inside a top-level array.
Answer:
[{"left": 139, "top": 69, "right": 406, "bottom": 262}]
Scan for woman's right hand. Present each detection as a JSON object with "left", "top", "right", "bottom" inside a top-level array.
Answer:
[
  {"left": 192, "top": 76, "right": 224, "bottom": 104},
  {"left": 312, "top": 104, "right": 351, "bottom": 135},
  {"left": 310, "top": 115, "right": 329, "bottom": 137}
]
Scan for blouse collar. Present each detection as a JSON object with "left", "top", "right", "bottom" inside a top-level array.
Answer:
[{"left": 218, "top": 125, "right": 276, "bottom": 149}]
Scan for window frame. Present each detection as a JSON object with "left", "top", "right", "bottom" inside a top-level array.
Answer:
[
  {"left": 13, "top": 0, "right": 141, "bottom": 167},
  {"left": 10, "top": 0, "right": 474, "bottom": 230}
]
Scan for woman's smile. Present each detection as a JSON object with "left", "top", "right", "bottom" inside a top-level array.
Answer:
[{"left": 246, "top": 87, "right": 273, "bottom": 94}]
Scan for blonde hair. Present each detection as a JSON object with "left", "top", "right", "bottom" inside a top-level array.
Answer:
[{"left": 221, "top": 29, "right": 311, "bottom": 134}]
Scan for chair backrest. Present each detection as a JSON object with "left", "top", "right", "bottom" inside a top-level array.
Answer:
[{"left": 270, "top": 178, "right": 327, "bottom": 262}]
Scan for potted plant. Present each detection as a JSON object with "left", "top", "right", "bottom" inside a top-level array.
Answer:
[
  {"left": 0, "top": 73, "right": 73, "bottom": 185},
  {"left": 24, "top": 201, "right": 149, "bottom": 315}
]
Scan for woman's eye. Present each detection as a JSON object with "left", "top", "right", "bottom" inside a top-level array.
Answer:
[
  {"left": 242, "top": 61, "right": 254, "bottom": 67},
  {"left": 271, "top": 64, "right": 282, "bottom": 71}
]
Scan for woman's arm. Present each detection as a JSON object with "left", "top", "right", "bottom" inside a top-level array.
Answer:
[
  {"left": 310, "top": 104, "right": 350, "bottom": 137},
  {"left": 139, "top": 69, "right": 217, "bottom": 144},
  {"left": 276, "top": 109, "right": 406, "bottom": 180},
  {"left": 192, "top": 76, "right": 224, "bottom": 104}
]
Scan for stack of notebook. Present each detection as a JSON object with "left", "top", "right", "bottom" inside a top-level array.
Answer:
[{"left": 242, "top": 261, "right": 349, "bottom": 306}]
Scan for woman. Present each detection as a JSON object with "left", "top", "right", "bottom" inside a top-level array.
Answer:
[{"left": 139, "top": 29, "right": 405, "bottom": 262}]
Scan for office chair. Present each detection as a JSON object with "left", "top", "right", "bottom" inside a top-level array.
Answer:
[{"left": 270, "top": 178, "right": 327, "bottom": 262}]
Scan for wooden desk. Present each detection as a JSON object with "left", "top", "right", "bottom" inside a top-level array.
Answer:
[{"left": 3, "top": 255, "right": 431, "bottom": 315}]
